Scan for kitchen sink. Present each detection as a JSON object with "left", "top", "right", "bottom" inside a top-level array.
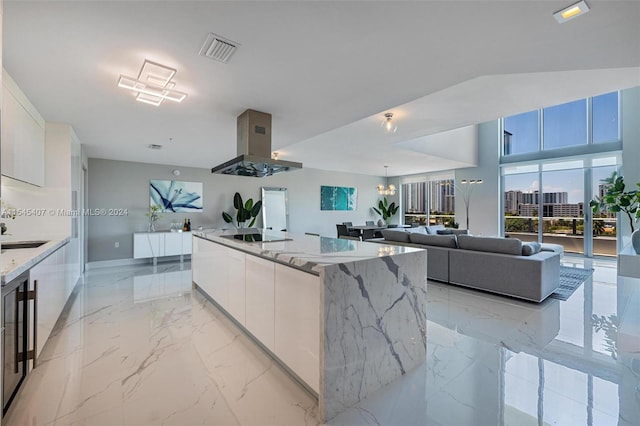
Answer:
[{"left": 1, "top": 240, "right": 49, "bottom": 250}]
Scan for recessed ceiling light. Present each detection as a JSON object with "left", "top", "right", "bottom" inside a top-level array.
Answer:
[
  {"left": 118, "top": 60, "right": 188, "bottom": 106},
  {"left": 553, "top": 0, "right": 590, "bottom": 23}
]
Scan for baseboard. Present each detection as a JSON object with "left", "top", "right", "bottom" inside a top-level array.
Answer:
[{"left": 86, "top": 255, "right": 191, "bottom": 270}]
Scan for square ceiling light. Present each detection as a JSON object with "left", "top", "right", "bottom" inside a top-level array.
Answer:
[
  {"left": 553, "top": 1, "right": 590, "bottom": 23},
  {"left": 117, "top": 60, "right": 187, "bottom": 106}
]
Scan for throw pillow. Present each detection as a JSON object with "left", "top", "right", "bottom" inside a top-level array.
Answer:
[
  {"left": 521, "top": 242, "right": 542, "bottom": 256},
  {"left": 436, "top": 229, "right": 454, "bottom": 235},
  {"left": 406, "top": 226, "right": 428, "bottom": 235},
  {"left": 425, "top": 224, "right": 445, "bottom": 234}
]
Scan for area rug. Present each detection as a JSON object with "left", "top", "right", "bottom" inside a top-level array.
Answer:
[{"left": 550, "top": 266, "right": 595, "bottom": 301}]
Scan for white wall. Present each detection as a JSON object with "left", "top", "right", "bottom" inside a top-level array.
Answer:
[
  {"left": 620, "top": 86, "right": 640, "bottom": 245},
  {"left": 87, "top": 158, "right": 385, "bottom": 262},
  {"left": 455, "top": 122, "right": 501, "bottom": 236}
]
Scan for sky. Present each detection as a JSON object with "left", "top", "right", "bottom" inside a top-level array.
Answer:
[{"left": 503, "top": 91, "right": 618, "bottom": 205}]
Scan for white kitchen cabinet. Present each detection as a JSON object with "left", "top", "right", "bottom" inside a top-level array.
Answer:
[
  {"left": 274, "top": 264, "right": 320, "bottom": 392},
  {"left": 191, "top": 236, "right": 205, "bottom": 287},
  {"left": 30, "top": 244, "right": 69, "bottom": 358},
  {"left": 163, "top": 232, "right": 183, "bottom": 256},
  {"left": 182, "top": 232, "right": 193, "bottom": 255},
  {"left": 245, "top": 255, "right": 275, "bottom": 351},
  {"left": 133, "top": 233, "right": 163, "bottom": 259},
  {"left": 192, "top": 236, "right": 218, "bottom": 301},
  {"left": 133, "top": 231, "right": 191, "bottom": 260},
  {"left": 225, "top": 248, "right": 246, "bottom": 325},
  {"left": 1, "top": 70, "right": 45, "bottom": 186},
  {"left": 208, "top": 242, "right": 230, "bottom": 311}
]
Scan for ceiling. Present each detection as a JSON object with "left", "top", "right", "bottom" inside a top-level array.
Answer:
[{"left": 3, "top": 1, "right": 639, "bottom": 177}]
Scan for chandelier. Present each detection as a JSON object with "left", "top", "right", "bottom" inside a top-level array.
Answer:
[{"left": 377, "top": 166, "right": 396, "bottom": 195}]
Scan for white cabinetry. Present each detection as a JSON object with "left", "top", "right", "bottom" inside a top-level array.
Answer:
[
  {"left": 30, "top": 244, "right": 71, "bottom": 358},
  {"left": 182, "top": 232, "right": 192, "bottom": 255},
  {"left": 192, "top": 236, "right": 320, "bottom": 392},
  {"left": 274, "top": 264, "right": 320, "bottom": 392},
  {"left": 245, "top": 255, "right": 275, "bottom": 351},
  {"left": 226, "top": 249, "right": 246, "bottom": 325},
  {"left": 163, "top": 232, "right": 183, "bottom": 256},
  {"left": 133, "top": 231, "right": 191, "bottom": 260},
  {"left": 1, "top": 69, "right": 45, "bottom": 186},
  {"left": 133, "top": 233, "right": 163, "bottom": 258},
  {"left": 192, "top": 236, "right": 245, "bottom": 324},
  {"left": 192, "top": 235, "right": 216, "bottom": 297}
]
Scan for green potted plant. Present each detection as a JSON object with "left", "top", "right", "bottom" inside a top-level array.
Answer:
[
  {"left": 222, "top": 192, "right": 262, "bottom": 229},
  {"left": 372, "top": 197, "right": 399, "bottom": 226},
  {"left": 590, "top": 171, "right": 640, "bottom": 253},
  {"left": 145, "top": 205, "right": 163, "bottom": 232}
]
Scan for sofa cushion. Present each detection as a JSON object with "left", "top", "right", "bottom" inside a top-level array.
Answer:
[
  {"left": 381, "top": 229, "right": 410, "bottom": 243},
  {"left": 409, "top": 233, "right": 458, "bottom": 248},
  {"left": 451, "top": 229, "right": 469, "bottom": 235},
  {"left": 522, "top": 242, "right": 542, "bottom": 256},
  {"left": 425, "top": 224, "right": 445, "bottom": 234},
  {"left": 436, "top": 229, "right": 454, "bottom": 235},
  {"left": 406, "top": 226, "right": 428, "bottom": 235},
  {"left": 456, "top": 235, "right": 522, "bottom": 255}
]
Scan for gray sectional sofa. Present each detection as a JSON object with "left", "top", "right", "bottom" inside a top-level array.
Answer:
[{"left": 373, "top": 227, "right": 561, "bottom": 303}]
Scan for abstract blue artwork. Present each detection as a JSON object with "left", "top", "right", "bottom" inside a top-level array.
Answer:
[
  {"left": 150, "top": 180, "right": 203, "bottom": 213},
  {"left": 320, "top": 185, "right": 357, "bottom": 211}
]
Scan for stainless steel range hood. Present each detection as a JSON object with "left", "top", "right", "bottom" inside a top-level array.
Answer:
[{"left": 211, "top": 109, "right": 302, "bottom": 177}]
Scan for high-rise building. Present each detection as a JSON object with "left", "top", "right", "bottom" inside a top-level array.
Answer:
[
  {"left": 403, "top": 182, "right": 426, "bottom": 213},
  {"left": 433, "top": 179, "right": 455, "bottom": 213},
  {"left": 504, "top": 190, "right": 523, "bottom": 214}
]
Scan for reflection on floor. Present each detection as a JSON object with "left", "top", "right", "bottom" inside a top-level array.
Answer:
[{"left": 4, "top": 256, "right": 639, "bottom": 425}]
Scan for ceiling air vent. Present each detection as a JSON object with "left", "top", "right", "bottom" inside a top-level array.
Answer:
[
  {"left": 148, "top": 144, "right": 163, "bottom": 150},
  {"left": 199, "top": 33, "right": 239, "bottom": 63}
]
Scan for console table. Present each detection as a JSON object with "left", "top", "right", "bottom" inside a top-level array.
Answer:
[{"left": 133, "top": 231, "right": 192, "bottom": 264}]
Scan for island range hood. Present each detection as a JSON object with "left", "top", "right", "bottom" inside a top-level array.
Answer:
[{"left": 211, "top": 109, "right": 302, "bottom": 177}]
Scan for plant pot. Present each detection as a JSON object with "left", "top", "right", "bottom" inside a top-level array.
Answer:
[
  {"left": 377, "top": 219, "right": 385, "bottom": 227},
  {"left": 632, "top": 229, "right": 640, "bottom": 254}
]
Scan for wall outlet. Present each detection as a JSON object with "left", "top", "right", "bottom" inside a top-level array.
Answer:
[{"left": 115, "top": 242, "right": 119, "bottom": 248}]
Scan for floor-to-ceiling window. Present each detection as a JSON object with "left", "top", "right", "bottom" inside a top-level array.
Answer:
[
  {"left": 501, "top": 91, "right": 621, "bottom": 257},
  {"left": 402, "top": 173, "right": 455, "bottom": 226}
]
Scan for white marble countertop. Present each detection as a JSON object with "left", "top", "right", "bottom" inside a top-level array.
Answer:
[
  {"left": 193, "top": 229, "right": 424, "bottom": 274},
  {"left": 1, "top": 234, "right": 71, "bottom": 285}
]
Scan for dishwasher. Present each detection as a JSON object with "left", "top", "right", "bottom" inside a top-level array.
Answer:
[{"left": 2, "top": 271, "right": 32, "bottom": 415}]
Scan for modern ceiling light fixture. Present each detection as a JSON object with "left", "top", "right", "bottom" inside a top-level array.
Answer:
[
  {"left": 553, "top": 0, "right": 590, "bottom": 23},
  {"left": 381, "top": 113, "right": 398, "bottom": 134},
  {"left": 118, "top": 60, "right": 188, "bottom": 106},
  {"left": 377, "top": 166, "right": 396, "bottom": 195}
]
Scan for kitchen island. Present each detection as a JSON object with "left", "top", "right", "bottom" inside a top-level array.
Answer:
[{"left": 192, "top": 229, "right": 427, "bottom": 421}]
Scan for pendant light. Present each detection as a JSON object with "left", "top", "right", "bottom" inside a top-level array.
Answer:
[{"left": 377, "top": 166, "right": 396, "bottom": 195}]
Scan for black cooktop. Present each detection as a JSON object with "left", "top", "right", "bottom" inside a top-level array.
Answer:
[{"left": 220, "top": 233, "right": 291, "bottom": 243}]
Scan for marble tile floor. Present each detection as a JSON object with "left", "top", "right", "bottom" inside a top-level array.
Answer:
[{"left": 4, "top": 256, "right": 640, "bottom": 425}]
